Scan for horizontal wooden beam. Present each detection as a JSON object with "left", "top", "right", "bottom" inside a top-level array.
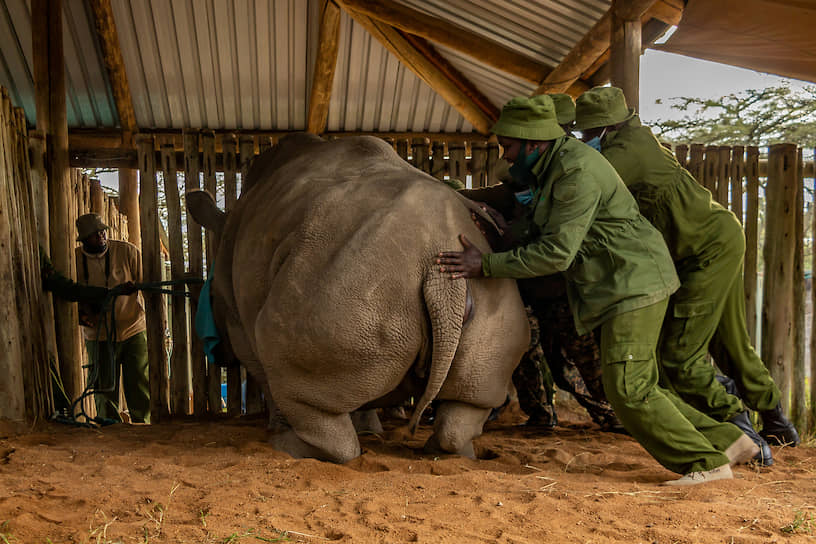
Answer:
[
  {"left": 533, "top": 0, "right": 658, "bottom": 95},
  {"left": 307, "top": 0, "right": 342, "bottom": 134},
  {"left": 336, "top": 0, "right": 549, "bottom": 84},
  {"left": 342, "top": 7, "right": 493, "bottom": 133}
]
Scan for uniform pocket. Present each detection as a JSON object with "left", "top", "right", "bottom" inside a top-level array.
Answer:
[
  {"left": 672, "top": 301, "right": 714, "bottom": 348},
  {"left": 604, "top": 343, "right": 655, "bottom": 400}
]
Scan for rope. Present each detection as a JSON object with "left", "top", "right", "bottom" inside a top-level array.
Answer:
[{"left": 52, "top": 277, "right": 204, "bottom": 428}]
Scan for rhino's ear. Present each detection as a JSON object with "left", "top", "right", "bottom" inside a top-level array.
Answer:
[{"left": 186, "top": 189, "right": 226, "bottom": 239}]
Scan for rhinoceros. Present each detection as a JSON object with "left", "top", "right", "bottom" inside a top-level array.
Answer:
[{"left": 187, "top": 133, "right": 529, "bottom": 463}]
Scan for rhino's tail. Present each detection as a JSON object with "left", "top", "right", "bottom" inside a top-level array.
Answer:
[{"left": 408, "top": 266, "right": 468, "bottom": 434}]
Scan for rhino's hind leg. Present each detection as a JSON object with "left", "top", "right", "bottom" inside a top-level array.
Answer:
[
  {"left": 423, "top": 401, "right": 491, "bottom": 459},
  {"left": 268, "top": 402, "right": 362, "bottom": 463}
]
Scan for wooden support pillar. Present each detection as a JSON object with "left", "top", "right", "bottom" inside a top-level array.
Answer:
[
  {"left": 688, "top": 144, "right": 705, "bottom": 185},
  {"left": 761, "top": 144, "right": 798, "bottom": 413},
  {"left": 161, "top": 143, "right": 190, "bottom": 416},
  {"left": 674, "top": 144, "right": 688, "bottom": 170},
  {"left": 471, "top": 142, "right": 488, "bottom": 188},
  {"left": 717, "top": 146, "right": 731, "bottom": 207},
  {"left": 610, "top": 0, "right": 642, "bottom": 110},
  {"left": 238, "top": 134, "right": 255, "bottom": 195},
  {"left": 137, "top": 134, "right": 169, "bottom": 422},
  {"left": 412, "top": 138, "right": 430, "bottom": 174},
  {"left": 396, "top": 139, "right": 409, "bottom": 162},
  {"left": 430, "top": 141, "right": 446, "bottom": 180},
  {"left": 811, "top": 146, "right": 816, "bottom": 433},
  {"left": 33, "top": 0, "right": 83, "bottom": 411},
  {"left": 744, "top": 146, "right": 760, "bottom": 344},
  {"left": 202, "top": 131, "right": 217, "bottom": 270},
  {"left": 119, "top": 169, "right": 140, "bottom": 247},
  {"left": 89, "top": 178, "right": 104, "bottom": 213},
  {"left": 448, "top": 143, "right": 466, "bottom": 184},
  {"left": 183, "top": 131, "right": 208, "bottom": 416},
  {"left": 703, "top": 145, "right": 718, "bottom": 197},
  {"left": 487, "top": 141, "right": 500, "bottom": 186},
  {"left": 730, "top": 146, "right": 744, "bottom": 223},
  {"left": 223, "top": 134, "right": 238, "bottom": 210},
  {"left": 792, "top": 148, "right": 806, "bottom": 432}
]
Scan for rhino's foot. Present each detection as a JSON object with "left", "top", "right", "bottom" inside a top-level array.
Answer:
[
  {"left": 350, "top": 408, "right": 383, "bottom": 435},
  {"left": 422, "top": 401, "right": 490, "bottom": 459},
  {"left": 269, "top": 402, "right": 362, "bottom": 463}
]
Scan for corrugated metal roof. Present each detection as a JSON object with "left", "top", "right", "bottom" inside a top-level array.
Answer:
[{"left": 0, "top": 0, "right": 611, "bottom": 133}]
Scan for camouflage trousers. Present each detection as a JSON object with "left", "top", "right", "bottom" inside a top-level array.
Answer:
[{"left": 513, "top": 301, "right": 620, "bottom": 428}]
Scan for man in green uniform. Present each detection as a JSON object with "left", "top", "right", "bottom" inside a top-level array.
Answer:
[
  {"left": 463, "top": 93, "right": 620, "bottom": 431},
  {"left": 574, "top": 87, "right": 798, "bottom": 463},
  {"left": 437, "top": 94, "right": 759, "bottom": 485}
]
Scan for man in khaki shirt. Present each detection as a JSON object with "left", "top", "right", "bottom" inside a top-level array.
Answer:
[{"left": 75, "top": 213, "right": 150, "bottom": 423}]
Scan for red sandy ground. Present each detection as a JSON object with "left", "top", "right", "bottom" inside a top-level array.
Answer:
[{"left": 1, "top": 400, "right": 815, "bottom": 544}]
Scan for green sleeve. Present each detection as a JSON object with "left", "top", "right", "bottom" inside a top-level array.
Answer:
[
  {"left": 482, "top": 168, "right": 600, "bottom": 278},
  {"left": 40, "top": 248, "right": 109, "bottom": 303},
  {"left": 601, "top": 140, "right": 643, "bottom": 187}
]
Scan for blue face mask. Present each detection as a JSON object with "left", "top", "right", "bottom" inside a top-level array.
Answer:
[
  {"left": 585, "top": 136, "right": 602, "bottom": 152},
  {"left": 514, "top": 189, "right": 534, "bottom": 206},
  {"left": 508, "top": 146, "right": 542, "bottom": 187}
]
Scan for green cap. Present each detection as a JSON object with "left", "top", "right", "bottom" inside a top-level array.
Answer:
[
  {"left": 491, "top": 95, "right": 565, "bottom": 141},
  {"left": 549, "top": 93, "right": 576, "bottom": 126},
  {"left": 76, "top": 213, "right": 109, "bottom": 241},
  {"left": 574, "top": 86, "right": 636, "bottom": 131}
]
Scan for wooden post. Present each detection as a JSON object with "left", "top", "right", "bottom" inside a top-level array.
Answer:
[
  {"left": 183, "top": 131, "right": 207, "bottom": 416},
  {"left": 202, "top": 131, "right": 217, "bottom": 270},
  {"left": 761, "top": 144, "right": 797, "bottom": 413},
  {"left": 223, "top": 134, "right": 238, "bottom": 210},
  {"left": 238, "top": 134, "right": 255, "bottom": 195},
  {"left": 412, "top": 137, "right": 430, "bottom": 174},
  {"left": 744, "top": 146, "right": 760, "bottom": 344},
  {"left": 487, "top": 141, "right": 500, "bottom": 186},
  {"left": 119, "top": 169, "right": 140, "bottom": 247},
  {"left": 610, "top": 0, "right": 642, "bottom": 110},
  {"left": 89, "top": 178, "right": 104, "bottom": 213},
  {"left": 396, "top": 139, "right": 409, "bottom": 162},
  {"left": 792, "top": 148, "right": 806, "bottom": 432},
  {"left": 688, "top": 144, "right": 705, "bottom": 186},
  {"left": 730, "top": 146, "right": 744, "bottom": 224},
  {"left": 811, "top": 147, "right": 816, "bottom": 433},
  {"left": 33, "top": 0, "right": 83, "bottom": 411},
  {"left": 137, "top": 134, "right": 169, "bottom": 422},
  {"left": 161, "top": 143, "right": 190, "bottom": 416},
  {"left": 717, "top": 146, "right": 731, "bottom": 207},
  {"left": 702, "top": 146, "right": 719, "bottom": 198},
  {"left": 674, "top": 144, "right": 688, "bottom": 170},
  {"left": 448, "top": 142, "right": 466, "bottom": 186},
  {"left": 430, "top": 141, "right": 446, "bottom": 180},
  {"left": 471, "top": 142, "right": 488, "bottom": 188}
]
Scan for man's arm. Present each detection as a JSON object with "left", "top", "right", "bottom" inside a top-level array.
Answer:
[
  {"left": 482, "top": 168, "right": 601, "bottom": 279},
  {"left": 40, "top": 247, "right": 109, "bottom": 303}
]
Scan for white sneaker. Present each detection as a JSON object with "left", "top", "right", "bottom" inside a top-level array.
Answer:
[
  {"left": 724, "top": 434, "right": 760, "bottom": 465},
  {"left": 662, "top": 464, "right": 733, "bottom": 486}
]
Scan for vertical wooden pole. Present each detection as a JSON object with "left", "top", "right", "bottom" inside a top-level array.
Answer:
[
  {"left": 730, "top": 146, "right": 744, "bottom": 224},
  {"left": 201, "top": 130, "right": 223, "bottom": 413},
  {"left": 487, "top": 141, "right": 500, "bottom": 186},
  {"left": 717, "top": 146, "right": 731, "bottom": 207},
  {"left": 183, "top": 131, "right": 207, "bottom": 416},
  {"left": 610, "top": 0, "right": 641, "bottom": 110},
  {"left": 412, "top": 137, "right": 430, "bottom": 174},
  {"left": 674, "top": 144, "right": 689, "bottom": 170},
  {"left": 448, "top": 143, "right": 466, "bottom": 186},
  {"left": 471, "top": 142, "right": 488, "bottom": 188},
  {"left": 238, "top": 134, "right": 255, "bottom": 195},
  {"left": 396, "top": 139, "right": 409, "bottom": 162},
  {"left": 161, "top": 143, "right": 190, "bottom": 416},
  {"left": 792, "top": 148, "right": 806, "bottom": 432},
  {"left": 223, "top": 134, "right": 238, "bottom": 210},
  {"left": 119, "top": 169, "right": 140, "bottom": 247},
  {"left": 430, "top": 141, "right": 446, "bottom": 180},
  {"left": 744, "top": 146, "right": 760, "bottom": 344},
  {"left": 137, "top": 135, "right": 169, "bottom": 422},
  {"left": 89, "top": 178, "right": 104, "bottom": 214},
  {"left": 761, "top": 144, "right": 797, "bottom": 413},
  {"left": 811, "top": 147, "right": 816, "bottom": 433},
  {"left": 688, "top": 144, "right": 705, "bottom": 186},
  {"left": 32, "top": 0, "right": 83, "bottom": 411}
]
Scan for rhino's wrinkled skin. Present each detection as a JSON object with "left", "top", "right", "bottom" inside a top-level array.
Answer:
[{"left": 188, "top": 134, "right": 529, "bottom": 463}]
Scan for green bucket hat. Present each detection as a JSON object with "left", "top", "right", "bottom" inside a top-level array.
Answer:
[
  {"left": 574, "top": 86, "right": 636, "bottom": 131},
  {"left": 76, "top": 213, "right": 109, "bottom": 241},
  {"left": 549, "top": 93, "right": 576, "bottom": 126},
  {"left": 491, "top": 95, "right": 565, "bottom": 141}
]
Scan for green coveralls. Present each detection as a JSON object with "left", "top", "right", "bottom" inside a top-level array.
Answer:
[
  {"left": 482, "top": 136, "right": 743, "bottom": 474},
  {"left": 601, "top": 117, "right": 780, "bottom": 420}
]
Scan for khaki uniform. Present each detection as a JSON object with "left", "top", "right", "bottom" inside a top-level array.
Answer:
[
  {"left": 601, "top": 116, "right": 780, "bottom": 420},
  {"left": 76, "top": 240, "right": 150, "bottom": 423},
  {"left": 484, "top": 135, "right": 742, "bottom": 474}
]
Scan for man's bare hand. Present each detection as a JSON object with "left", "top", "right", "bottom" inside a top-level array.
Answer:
[{"left": 436, "top": 234, "right": 484, "bottom": 279}]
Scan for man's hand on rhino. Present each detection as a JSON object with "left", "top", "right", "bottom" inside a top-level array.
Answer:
[{"left": 436, "top": 234, "right": 484, "bottom": 279}]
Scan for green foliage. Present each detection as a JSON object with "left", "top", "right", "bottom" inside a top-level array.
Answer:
[
  {"left": 781, "top": 510, "right": 815, "bottom": 534},
  {"left": 651, "top": 84, "right": 816, "bottom": 146}
]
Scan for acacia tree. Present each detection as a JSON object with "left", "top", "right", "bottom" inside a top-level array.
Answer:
[{"left": 651, "top": 84, "right": 816, "bottom": 146}]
